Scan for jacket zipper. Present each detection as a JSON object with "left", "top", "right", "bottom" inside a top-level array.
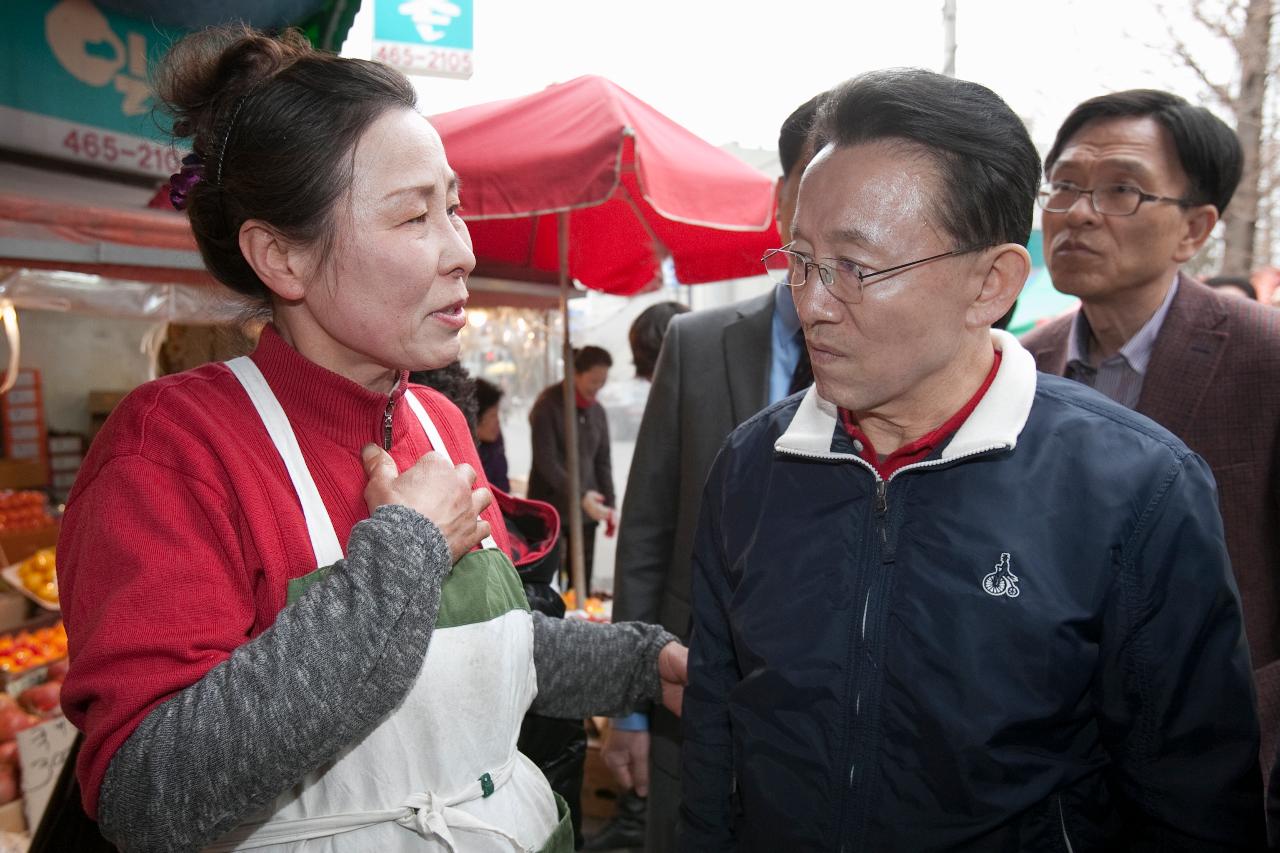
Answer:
[
  {"left": 382, "top": 397, "right": 395, "bottom": 451},
  {"left": 777, "top": 432, "right": 1014, "bottom": 846},
  {"left": 1057, "top": 795, "right": 1074, "bottom": 853},
  {"left": 875, "top": 480, "right": 888, "bottom": 547}
]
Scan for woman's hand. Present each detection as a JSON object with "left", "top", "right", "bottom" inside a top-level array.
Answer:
[
  {"left": 582, "top": 489, "right": 612, "bottom": 522},
  {"left": 658, "top": 641, "right": 689, "bottom": 717},
  {"left": 362, "top": 444, "right": 492, "bottom": 563}
]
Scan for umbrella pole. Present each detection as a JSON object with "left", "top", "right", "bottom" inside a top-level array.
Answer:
[{"left": 558, "top": 211, "right": 588, "bottom": 600}]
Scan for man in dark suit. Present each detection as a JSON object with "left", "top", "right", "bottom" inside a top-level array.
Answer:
[
  {"left": 1021, "top": 88, "right": 1280, "bottom": 778},
  {"left": 594, "top": 94, "right": 823, "bottom": 852}
]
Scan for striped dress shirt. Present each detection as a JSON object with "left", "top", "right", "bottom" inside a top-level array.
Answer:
[{"left": 1064, "top": 277, "right": 1179, "bottom": 410}]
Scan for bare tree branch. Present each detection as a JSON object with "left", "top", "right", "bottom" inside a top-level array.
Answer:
[
  {"left": 1171, "top": 36, "right": 1236, "bottom": 108},
  {"left": 1191, "top": 0, "right": 1241, "bottom": 43}
]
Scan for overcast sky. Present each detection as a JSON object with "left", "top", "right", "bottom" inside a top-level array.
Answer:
[{"left": 343, "top": 0, "right": 1238, "bottom": 156}]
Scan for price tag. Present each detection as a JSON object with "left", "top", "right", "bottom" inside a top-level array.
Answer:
[{"left": 16, "top": 715, "right": 76, "bottom": 832}]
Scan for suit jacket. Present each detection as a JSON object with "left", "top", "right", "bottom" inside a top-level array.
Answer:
[
  {"left": 613, "top": 290, "right": 775, "bottom": 639},
  {"left": 1021, "top": 274, "right": 1280, "bottom": 765},
  {"left": 612, "top": 291, "right": 775, "bottom": 812}
]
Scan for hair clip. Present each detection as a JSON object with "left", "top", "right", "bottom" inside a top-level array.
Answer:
[{"left": 168, "top": 153, "right": 205, "bottom": 211}]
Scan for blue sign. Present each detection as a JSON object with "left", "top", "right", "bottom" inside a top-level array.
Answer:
[{"left": 372, "top": 0, "right": 474, "bottom": 79}]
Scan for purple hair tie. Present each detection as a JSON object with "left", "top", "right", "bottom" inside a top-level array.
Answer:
[{"left": 168, "top": 153, "right": 204, "bottom": 211}]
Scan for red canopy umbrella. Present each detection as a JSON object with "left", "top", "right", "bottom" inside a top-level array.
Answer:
[
  {"left": 431, "top": 75, "right": 780, "bottom": 593},
  {"left": 431, "top": 74, "right": 779, "bottom": 294}
]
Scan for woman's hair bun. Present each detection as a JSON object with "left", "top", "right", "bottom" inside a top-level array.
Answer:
[{"left": 154, "top": 26, "right": 311, "bottom": 154}]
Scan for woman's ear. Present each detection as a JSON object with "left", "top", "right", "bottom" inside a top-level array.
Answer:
[
  {"left": 239, "top": 220, "right": 311, "bottom": 301},
  {"left": 968, "top": 243, "right": 1030, "bottom": 329}
]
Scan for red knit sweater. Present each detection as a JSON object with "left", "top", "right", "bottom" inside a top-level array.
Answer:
[{"left": 57, "top": 326, "right": 508, "bottom": 818}]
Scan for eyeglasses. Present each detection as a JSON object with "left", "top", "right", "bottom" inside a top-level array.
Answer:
[
  {"left": 761, "top": 244, "right": 987, "bottom": 304},
  {"left": 1036, "top": 181, "right": 1194, "bottom": 217}
]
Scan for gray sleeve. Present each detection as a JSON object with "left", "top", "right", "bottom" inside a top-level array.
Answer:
[
  {"left": 96, "top": 504, "right": 451, "bottom": 853},
  {"left": 529, "top": 611, "right": 677, "bottom": 718}
]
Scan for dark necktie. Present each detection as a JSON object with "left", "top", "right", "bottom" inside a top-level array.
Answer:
[{"left": 788, "top": 329, "right": 813, "bottom": 396}]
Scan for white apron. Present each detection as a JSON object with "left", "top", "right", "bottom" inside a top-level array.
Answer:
[{"left": 208, "top": 358, "right": 570, "bottom": 852}]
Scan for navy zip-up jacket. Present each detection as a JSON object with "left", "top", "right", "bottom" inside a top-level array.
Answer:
[{"left": 680, "top": 332, "right": 1262, "bottom": 852}]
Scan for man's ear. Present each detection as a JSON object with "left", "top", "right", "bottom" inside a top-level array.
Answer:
[
  {"left": 773, "top": 176, "right": 785, "bottom": 239},
  {"left": 968, "top": 243, "right": 1030, "bottom": 329},
  {"left": 1174, "top": 203, "right": 1219, "bottom": 263},
  {"left": 239, "top": 220, "right": 311, "bottom": 301}
]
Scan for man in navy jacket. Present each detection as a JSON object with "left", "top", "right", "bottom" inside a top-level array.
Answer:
[{"left": 679, "top": 68, "right": 1263, "bottom": 851}]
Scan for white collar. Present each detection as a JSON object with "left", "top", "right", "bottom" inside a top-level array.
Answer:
[{"left": 774, "top": 329, "right": 1038, "bottom": 467}]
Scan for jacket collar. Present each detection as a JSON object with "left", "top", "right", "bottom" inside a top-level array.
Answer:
[
  {"left": 775, "top": 329, "right": 1038, "bottom": 465},
  {"left": 247, "top": 324, "right": 410, "bottom": 447}
]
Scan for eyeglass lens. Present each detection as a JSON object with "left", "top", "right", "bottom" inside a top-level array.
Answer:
[{"left": 1039, "top": 184, "right": 1143, "bottom": 216}]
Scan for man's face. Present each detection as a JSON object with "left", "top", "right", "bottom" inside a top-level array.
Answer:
[
  {"left": 1042, "top": 116, "right": 1203, "bottom": 303},
  {"left": 791, "top": 141, "right": 986, "bottom": 414}
]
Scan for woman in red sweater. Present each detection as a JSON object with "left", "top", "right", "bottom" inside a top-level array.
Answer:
[{"left": 55, "top": 26, "right": 684, "bottom": 853}]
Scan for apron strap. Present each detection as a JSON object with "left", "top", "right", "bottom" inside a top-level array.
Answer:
[
  {"left": 226, "top": 357, "right": 344, "bottom": 567},
  {"left": 403, "top": 390, "right": 499, "bottom": 552}
]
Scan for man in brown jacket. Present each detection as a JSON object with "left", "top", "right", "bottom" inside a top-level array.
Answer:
[{"left": 1021, "top": 89, "right": 1280, "bottom": 778}]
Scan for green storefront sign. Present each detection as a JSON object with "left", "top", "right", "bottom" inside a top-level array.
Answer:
[{"left": 0, "top": 0, "right": 186, "bottom": 178}]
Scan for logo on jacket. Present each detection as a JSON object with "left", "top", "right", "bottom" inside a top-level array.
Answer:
[{"left": 982, "top": 553, "right": 1020, "bottom": 598}]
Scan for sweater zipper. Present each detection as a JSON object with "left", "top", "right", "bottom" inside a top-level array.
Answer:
[{"left": 382, "top": 397, "right": 395, "bottom": 451}]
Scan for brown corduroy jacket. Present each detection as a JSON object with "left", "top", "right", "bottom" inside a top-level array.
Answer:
[{"left": 1022, "top": 274, "right": 1280, "bottom": 770}]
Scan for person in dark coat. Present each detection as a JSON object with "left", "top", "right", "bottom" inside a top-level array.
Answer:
[
  {"left": 1020, "top": 89, "right": 1280, "bottom": 797},
  {"left": 680, "top": 68, "right": 1262, "bottom": 851},
  {"left": 528, "top": 345, "right": 615, "bottom": 594},
  {"left": 474, "top": 377, "right": 511, "bottom": 493}
]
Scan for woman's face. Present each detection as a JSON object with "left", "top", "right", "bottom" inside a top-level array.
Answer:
[
  {"left": 476, "top": 404, "right": 501, "bottom": 443},
  {"left": 574, "top": 364, "right": 609, "bottom": 403},
  {"left": 283, "top": 108, "right": 476, "bottom": 389}
]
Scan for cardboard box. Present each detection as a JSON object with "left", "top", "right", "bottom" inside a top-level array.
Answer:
[
  {"left": 48, "top": 455, "right": 81, "bottom": 473},
  {"left": 7, "top": 371, "right": 35, "bottom": 390},
  {"left": 581, "top": 723, "right": 622, "bottom": 820},
  {"left": 87, "top": 390, "right": 127, "bottom": 415},
  {"left": 0, "top": 524, "right": 58, "bottom": 566},
  {"left": 88, "top": 390, "right": 129, "bottom": 444},
  {"left": 0, "top": 594, "right": 29, "bottom": 634},
  {"left": 47, "top": 436, "right": 82, "bottom": 455},
  {"left": 0, "top": 460, "right": 47, "bottom": 490}
]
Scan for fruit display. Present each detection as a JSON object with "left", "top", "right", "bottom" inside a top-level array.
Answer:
[
  {"left": 560, "top": 589, "right": 610, "bottom": 622},
  {"left": 0, "top": 492, "right": 55, "bottom": 533},
  {"left": 0, "top": 620, "right": 66, "bottom": 806},
  {"left": 14, "top": 547, "right": 56, "bottom": 606},
  {"left": 0, "top": 622, "right": 67, "bottom": 677}
]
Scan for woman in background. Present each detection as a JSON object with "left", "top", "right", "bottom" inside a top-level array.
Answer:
[
  {"left": 527, "top": 346, "right": 615, "bottom": 594},
  {"left": 474, "top": 378, "right": 511, "bottom": 493}
]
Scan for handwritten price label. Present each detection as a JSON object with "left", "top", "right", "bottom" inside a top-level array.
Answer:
[{"left": 17, "top": 716, "right": 77, "bottom": 831}]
